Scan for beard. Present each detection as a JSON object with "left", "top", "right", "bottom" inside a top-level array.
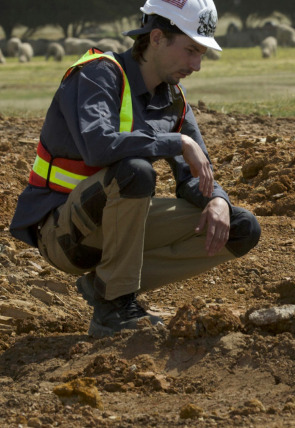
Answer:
[
  {"left": 165, "top": 70, "right": 192, "bottom": 85},
  {"left": 166, "top": 75, "right": 180, "bottom": 85}
]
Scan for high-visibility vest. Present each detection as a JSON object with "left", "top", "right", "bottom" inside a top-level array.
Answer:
[
  {"left": 29, "top": 48, "right": 186, "bottom": 194},
  {"left": 63, "top": 48, "right": 134, "bottom": 133}
]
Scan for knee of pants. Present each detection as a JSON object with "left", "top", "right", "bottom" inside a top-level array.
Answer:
[
  {"left": 226, "top": 206, "right": 261, "bottom": 257},
  {"left": 105, "top": 158, "right": 156, "bottom": 198}
]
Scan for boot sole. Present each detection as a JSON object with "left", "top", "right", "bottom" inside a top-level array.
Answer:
[
  {"left": 88, "top": 315, "right": 164, "bottom": 338},
  {"left": 88, "top": 319, "right": 115, "bottom": 338},
  {"left": 88, "top": 317, "right": 140, "bottom": 338}
]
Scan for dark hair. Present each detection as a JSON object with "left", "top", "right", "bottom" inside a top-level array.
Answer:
[
  {"left": 131, "top": 14, "right": 184, "bottom": 64},
  {"left": 132, "top": 30, "right": 178, "bottom": 64}
]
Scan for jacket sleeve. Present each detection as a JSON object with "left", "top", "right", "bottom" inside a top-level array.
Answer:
[
  {"left": 166, "top": 104, "right": 232, "bottom": 210},
  {"left": 57, "top": 59, "right": 183, "bottom": 167}
]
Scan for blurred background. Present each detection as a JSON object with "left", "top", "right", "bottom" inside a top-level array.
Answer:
[{"left": 0, "top": 0, "right": 294, "bottom": 117}]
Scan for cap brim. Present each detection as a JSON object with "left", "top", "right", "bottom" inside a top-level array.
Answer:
[{"left": 122, "top": 27, "right": 151, "bottom": 39}]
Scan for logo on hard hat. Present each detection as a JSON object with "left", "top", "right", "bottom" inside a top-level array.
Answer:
[
  {"left": 162, "top": 0, "right": 188, "bottom": 9},
  {"left": 197, "top": 10, "right": 217, "bottom": 37}
]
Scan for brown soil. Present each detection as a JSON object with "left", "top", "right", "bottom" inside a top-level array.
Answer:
[{"left": 0, "top": 105, "right": 295, "bottom": 428}]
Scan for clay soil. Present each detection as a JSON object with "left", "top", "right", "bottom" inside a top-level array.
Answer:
[{"left": 0, "top": 105, "right": 295, "bottom": 428}]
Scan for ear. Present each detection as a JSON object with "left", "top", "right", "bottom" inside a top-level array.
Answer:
[{"left": 150, "top": 29, "right": 165, "bottom": 47}]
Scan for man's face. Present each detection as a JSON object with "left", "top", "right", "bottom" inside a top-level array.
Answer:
[{"left": 153, "top": 33, "right": 207, "bottom": 85}]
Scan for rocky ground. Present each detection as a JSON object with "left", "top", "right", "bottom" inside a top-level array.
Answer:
[{"left": 0, "top": 104, "right": 295, "bottom": 427}]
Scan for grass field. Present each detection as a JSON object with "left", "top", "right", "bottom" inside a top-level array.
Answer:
[
  {"left": 185, "top": 47, "right": 295, "bottom": 117},
  {"left": 0, "top": 47, "right": 295, "bottom": 117}
]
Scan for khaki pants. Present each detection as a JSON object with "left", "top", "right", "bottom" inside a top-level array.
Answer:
[{"left": 38, "top": 168, "right": 235, "bottom": 300}]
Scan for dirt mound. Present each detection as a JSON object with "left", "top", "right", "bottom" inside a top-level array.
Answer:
[{"left": 0, "top": 108, "right": 295, "bottom": 427}]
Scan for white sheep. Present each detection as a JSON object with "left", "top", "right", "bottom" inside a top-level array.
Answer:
[
  {"left": 45, "top": 42, "right": 65, "bottom": 61},
  {"left": 260, "top": 36, "right": 277, "bottom": 58},
  {"left": 276, "top": 24, "right": 295, "bottom": 47},
  {"left": 96, "top": 38, "right": 125, "bottom": 53},
  {"left": 204, "top": 48, "right": 221, "bottom": 60},
  {"left": 18, "top": 42, "right": 34, "bottom": 62},
  {"left": 6, "top": 37, "right": 22, "bottom": 57},
  {"left": 64, "top": 37, "right": 96, "bottom": 55},
  {"left": 18, "top": 54, "right": 27, "bottom": 63},
  {"left": 0, "top": 48, "right": 6, "bottom": 64}
]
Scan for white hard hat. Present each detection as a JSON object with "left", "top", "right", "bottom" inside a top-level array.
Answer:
[{"left": 124, "top": 0, "right": 221, "bottom": 51}]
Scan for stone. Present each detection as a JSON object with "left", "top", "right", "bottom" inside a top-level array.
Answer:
[
  {"left": 248, "top": 305, "right": 295, "bottom": 333},
  {"left": 0, "top": 314, "right": 13, "bottom": 325},
  {"left": 249, "top": 305, "right": 295, "bottom": 326},
  {"left": 27, "top": 417, "right": 42, "bottom": 427},
  {"left": 242, "top": 157, "right": 266, "bottom": 179},
  {"left": 168, "top": 304, "right": 241, "bottom": 338},
  {"left": 30, "top": 287, "right": 54, "bottom": 305},
  {"left": 216, "top": 332, "right": 247, "bottom": 357},
  {"left": 0, "top": 303, "right": 35, "bottom": 319},
  {"left": 271, "top": 279, "right": 295, "bottom": 303},
  {"left": 30, "top": 279, "right": 69, "bottom": 295},
  {"left": 180, "top": 403, "right": 204, "bottom": 419},
  {"left": 53, "top": 377, "right": 103, "bottom": 409},
  {"left": 244, "top": 399, "right": 266, "bottom": 413},
  {"left": 16, "top": 158, "right": 30, "bottom": 171},
  {"left": 152, "top": 374, "right": 170, "bottom": 391}
]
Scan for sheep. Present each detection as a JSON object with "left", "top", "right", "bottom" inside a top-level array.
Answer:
[
  {"left": 64, "top": 37, "right": 97, "bottom": 55},
  {"left": 45, "top": 42, "right": 65, "bottom": 61},
  {"left": 18, "top": 42, "right": 34, "bottom": 62},
  {"left": 0, "top": 48, "right": 6, "bottom": 64},
  {"left": 260, "top": 36, "right": 277, "bottom": 58},
  {"left": 276, "top": 24, "right": 295, "bottom": 47},
  {"left": 121, "top": 36, "right": 134, "bottom": 50},
  {"left": 96, "top": 38, "right": 125, "bottom": 53},
  {"left": 6, "top": 37, "right": 21, "bottom": 57},
  {"left": 18, "top": 54, "right": 27, "bottom": 63},
  {"left": 204, "top": 48, "right": 221, "bottom": 60}
]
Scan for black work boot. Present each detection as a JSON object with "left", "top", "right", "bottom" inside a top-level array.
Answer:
[
  {"left": 88, "top": 293, "right": 163, "bottom": 338},
  {"left": 76, "top": 272, "right": 96, "bottom": 306}
]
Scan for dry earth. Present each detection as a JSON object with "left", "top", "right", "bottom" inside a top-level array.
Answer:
[{"left": 0, "top": 104, "right": 295, "bottom": 428}]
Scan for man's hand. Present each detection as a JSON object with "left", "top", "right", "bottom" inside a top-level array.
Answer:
[
  {"left": 195, "top": 197, "right": 230, "bottom": 256},
  {"left": 181, "top": 134, "right": 214, "bottom": 198}
]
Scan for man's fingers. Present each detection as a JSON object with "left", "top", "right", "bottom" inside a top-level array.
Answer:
[
  {"left": 206, "top": 226, "right": 230, "bottom": 256},
  {"left": 182, "top": 135, "right": 214, "bottom": 198},
  {"left": 205, "top": 224, "right": 216, "bottom": 254},
  {"left": 197, "top": 198, "right": 231, "bottom": 256}
]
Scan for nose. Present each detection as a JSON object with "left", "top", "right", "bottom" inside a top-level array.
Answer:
[{"left": 190, "top": 55, "right": 202, "bottom": 72}]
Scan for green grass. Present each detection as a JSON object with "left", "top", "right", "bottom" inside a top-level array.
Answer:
[
  {"left": 185, "top": 47, "right": 295, "bottom": 117},
  {"left": 0, "top": 48, "right": 295, "bottom": 118},
  {"left": 0, "top": 56, "right": 77, "bottom": 117}
]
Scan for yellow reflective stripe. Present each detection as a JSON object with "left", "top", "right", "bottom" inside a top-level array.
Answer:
[
  {"left": 69, "top": 52, "right": 120, "bottom": 69},
  {"left": 119, "top": 76, "right": 132, "bottom": 132},
  {"left": 66, "top": 52, "right": 133, "bottom": 132},
  {"left": 32, "top": 155, "right": 87, "bottom": 190},
  {"left": 50, "top": 165, "right": 87, "bottom": 190},
  {"left": 32, "top": 155, "right": 49, "bottom": 180}
]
